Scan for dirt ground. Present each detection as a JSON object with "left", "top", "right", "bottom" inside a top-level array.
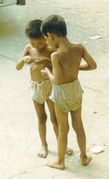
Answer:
[{"left": 0, "top": 0, "right": 109, "bottom": 178}]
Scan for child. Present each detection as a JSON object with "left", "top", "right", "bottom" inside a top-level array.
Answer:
[
  {"left": 16, "top": 19, "right": 73, "bottom": 158},
  {"left": 41, "top": 15, "right": 97, "bottom": 169}
]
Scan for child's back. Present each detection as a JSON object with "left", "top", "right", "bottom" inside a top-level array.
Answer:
[{"left": 54, "top": 43, "right": 84, "bottom": 84}]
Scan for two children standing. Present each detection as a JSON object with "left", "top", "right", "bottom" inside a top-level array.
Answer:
[{"left": 16, "top": 15, "right": 97, "bottom": 170}]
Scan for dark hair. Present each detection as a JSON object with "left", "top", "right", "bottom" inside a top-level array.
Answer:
[
  {"left": 25, "top": 19, "right": 43, "bottom": 38},
  {"left": 41, "top": 15, "right": 67, "bottom": 37}
]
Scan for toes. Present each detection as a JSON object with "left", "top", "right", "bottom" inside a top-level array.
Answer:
[
  {"left": 66, "top": 148, "right": 73, "bottom": 155},
  {"left": 81, "top": 156, "right": 92, "bottom": 166},
  {"left": 37, "top": 152, "right": 47, "bottom": 158},
  {"left": 37, "top": 145, "right": 48, "bottom": 158},
  {"left": 37, "top": 150, "right": 48, "bottom": 158},
  {"left": 42, "top": 153, "right": 47, "bottom": 158},
  {"left": 47, "top": 162, "right": 65, "bottom": 170}
]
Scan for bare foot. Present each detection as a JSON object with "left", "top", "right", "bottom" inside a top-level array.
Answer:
[
  {"left": 37, "top": 145, "right": 48, "bottom": 158},
  {"left": 65, "top": 148, "right": 73, "bottom": 155},
  {"left": 80, "top": 155, "right": 92, "bottom": 166},
  {"left": 48, "top": 161, "right": 65, "bottom": 170}
]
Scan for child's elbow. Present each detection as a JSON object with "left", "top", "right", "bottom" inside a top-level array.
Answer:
[
  {"left": 16, "top": 65, "right": 21, "bottom": 70},
  {"left": 90, "top": 62, "right": 97, "bottom": 70},
  {"left": 92, "top": 62, "right": 97, "bottom": 70},
  {"left": 16, "top": 65, "right": 20, "bottom": 70}
]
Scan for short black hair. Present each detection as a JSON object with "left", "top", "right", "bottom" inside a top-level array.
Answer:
[
  {"left": 25, "top": 19, "right": 43, "bottom": 39},
  {"left": 41, "top": 15, "right": 67, "bottom": 37}
]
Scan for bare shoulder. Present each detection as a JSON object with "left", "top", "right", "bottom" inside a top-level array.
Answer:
[
  {"left": 24, "top": 43, "right": 32, "bottom": 52},
  {"left": 73, "top": 43, "right": 93, "bottom": 56},
  {"left": 70, "top": 43, "right": 87, "bottom": 57},
  {"left": 71, "top": 42, "right": 85, "bottom": 50},
  {"left": 23, "top": 43, "right": 34, "bottom": 56},
  {"left": 51, "top": 50, "right": 64, "bottom": 62}
]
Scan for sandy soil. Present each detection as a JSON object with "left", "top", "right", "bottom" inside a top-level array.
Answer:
[{"left": 0, "top": 0, "right": 109, "bottom": 178}]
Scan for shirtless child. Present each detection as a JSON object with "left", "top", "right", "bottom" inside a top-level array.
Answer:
[
  {"left": 16, "top": 19, "right": 73, "bottom": 158},
  {"left": 41, "top": 15, "right": 97, "bottom": 169}
]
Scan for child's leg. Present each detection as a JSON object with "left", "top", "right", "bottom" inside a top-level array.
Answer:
[
  {"left": 33, "top": 100, "right": 48, "bottom": 158},
  {"left": 46, "top": 99, "right": 58, "bottom": 138},
  {"left": 48, "top": 103, "right": 69, "bottom": 170},
  {"left": 70, "top": 106, "right": 91, "bottom": 165},
  {"left": 46, "top": 99, "right": 73, "bottom": 156}
]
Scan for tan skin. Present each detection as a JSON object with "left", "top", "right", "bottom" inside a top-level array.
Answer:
[
  {"left": 42, "top": 33, "right": 97, "bottom": 169},
  {"left": 16, "top": 37, "right": 73, "bottom": 158}
]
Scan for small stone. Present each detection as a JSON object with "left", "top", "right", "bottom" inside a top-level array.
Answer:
[{"left": 93, "top": 111, "right": 97, "bottom": 114}]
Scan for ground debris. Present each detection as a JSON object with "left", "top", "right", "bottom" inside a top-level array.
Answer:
[
  {"left": 90, "top": 146, "right": 104, "bottom": 154},
  {"left": 89, "top": 35, "right": 102, "bottom": 40}
]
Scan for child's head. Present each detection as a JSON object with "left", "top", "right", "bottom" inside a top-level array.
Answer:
[
  {"left": 41, "top": 15, "right": 67, "bottom": 48},
  {"left": 41, "top": 15, "right": 67, "bottom": 37},
  {"left": 25, "top": 19, "right": 46, "bottom": 51}
]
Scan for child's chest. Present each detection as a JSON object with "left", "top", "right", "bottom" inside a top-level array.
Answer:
[{"left": 29, "top": 48, "right": 50, "bottom": 61}]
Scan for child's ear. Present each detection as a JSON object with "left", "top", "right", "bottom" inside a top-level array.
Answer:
[{"left": 47, "top": 33, "right": 54, "bottom": 40}]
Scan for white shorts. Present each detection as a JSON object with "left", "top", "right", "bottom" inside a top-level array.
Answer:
[
  {"left": 50, "top": 79, "right": 83, "bottom": 112},
  {"left": 31, "top": 79, "right": 51, "bottom": 104}
]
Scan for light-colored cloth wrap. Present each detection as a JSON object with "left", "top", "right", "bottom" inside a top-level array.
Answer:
[
  {"left": 31, "top": 79, "right": 51, "bottom": 104},
  {"left": 50, "top": 79, "right": 83, "bottom": 112}
]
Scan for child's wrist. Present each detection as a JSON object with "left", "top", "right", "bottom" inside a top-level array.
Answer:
[{"left": 23, "top": 58, "right": 26, "bottom": 63}]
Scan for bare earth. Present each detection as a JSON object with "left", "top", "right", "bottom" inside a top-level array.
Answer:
[{"left": 0, "top": 0, "right": 109, "bottom": 178}]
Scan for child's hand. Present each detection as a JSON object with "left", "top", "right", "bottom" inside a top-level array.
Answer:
[
  {"left": 41, "top": 67, "right": 49, "bottom": 74},
  {"left": 23, "top": 55, "right": 33, "bottom": 64}
]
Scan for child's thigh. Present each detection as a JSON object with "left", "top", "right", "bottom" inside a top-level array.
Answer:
[
  {"left": 46, "top": 99, "right": 55, "bottom": 115},
  {"left": 70, "top": 107, "right": 83, "bottom": 129},
  {"left": 33, "top": 100, "right": 47, "bottom": 119},
  {"left": 54, "top": 103, "right": 69, "bottom": 130}
]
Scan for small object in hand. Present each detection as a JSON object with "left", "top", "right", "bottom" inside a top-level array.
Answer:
[{"left": 35, "top": 57, "right": 52, "bottom": 71}]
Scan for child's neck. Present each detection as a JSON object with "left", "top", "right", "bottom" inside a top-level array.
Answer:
[{"left": 56, "top": 36, "right": 70, "bottom": 49}]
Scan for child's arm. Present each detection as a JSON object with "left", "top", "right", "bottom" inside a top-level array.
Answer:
[
  {"left": 16, "top": 45, "right": 33, "bottom": 70},
  {"left": 80, "top": 45, "right": 97, "bottom": 70},
  {"left": 41, "top": 53, "right": 62, "bottom": 84}
]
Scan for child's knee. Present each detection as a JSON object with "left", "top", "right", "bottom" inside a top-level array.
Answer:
[
  {"left": 72, "top": 120, "right": 84, "bottom": 134},
  {"left": 60, "top": 125, "right": 69, "bottom": 135},
  {"left": 50, "top": 115, "right": 57, "bottom": 125}
]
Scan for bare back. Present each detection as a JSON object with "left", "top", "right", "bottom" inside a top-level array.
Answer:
[{"left": 52, "top": 43, "right": 83, "bottom": 84}]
